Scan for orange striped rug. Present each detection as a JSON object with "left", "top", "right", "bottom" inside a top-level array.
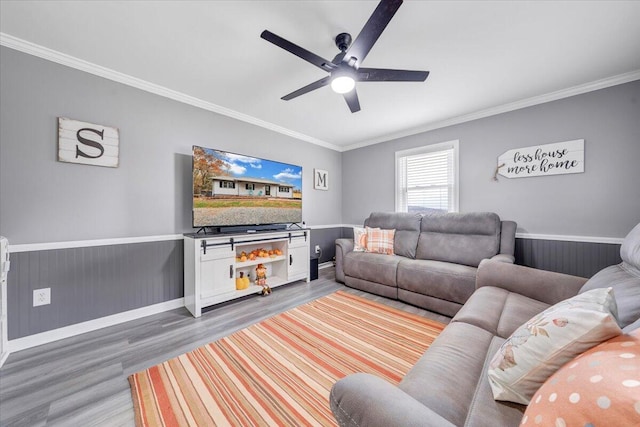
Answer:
[{"left": 128, "top": 291, "right": 445, "bottom": 426}]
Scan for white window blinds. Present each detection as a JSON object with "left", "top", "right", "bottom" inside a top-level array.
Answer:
[{"left": 396, "top": 141, "right": 459, "bottom": 213}]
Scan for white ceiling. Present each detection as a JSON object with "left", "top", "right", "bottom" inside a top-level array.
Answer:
[{"left": 1, "top": 1, "right": 640, "bottom": 151}]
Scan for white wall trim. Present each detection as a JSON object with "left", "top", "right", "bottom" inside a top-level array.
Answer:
[
  {"left": 9, "top": 234, "right": 184, "bottom": 253},
  {"left": 0, "top": 351, "right": 9, "bottom": 368},
  {"left": 515, "top": 233, "right": 624, "bottom": 245},
  {"left": 0, "top": 33, "right": 340, "bottom": 152},
  {"left": 313, "top": 225, "right": 624, "bottom": 245},
  {"left": 6, "top": 228, "right": 624, "bottom": 254},
  {"left": 6, "top": 298, "right": 184, "bottom": 353},
  {"left": 307, "top": 224, "right": 348, "bottom": 230}
]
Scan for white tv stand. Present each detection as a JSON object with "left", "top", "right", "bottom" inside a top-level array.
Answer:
[{"left": 183, "top": 229, "right": 310, "bottom": 317}]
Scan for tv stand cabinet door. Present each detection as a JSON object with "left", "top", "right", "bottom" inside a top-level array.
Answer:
[
  {"left": 200, "top": 251, "right": 235, "bottom": 299},
  {"left": 288, "top": 239, "right": 309, "bottom": 282}
]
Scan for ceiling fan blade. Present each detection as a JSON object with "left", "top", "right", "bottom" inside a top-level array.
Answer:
[
  {"left": 281, "top": 76, "right": 332, "bottom": 101},
  {"left": 332, "top": 51, "right": 347, "bottom": 64},
  {"left": 357, "top": 68, "right": 429, "bottom": 82},
  {"left": 261, "top": 30, "right": 336, "bottom": 72},
  {"left": 343, "top": 89, "right": 361, "bottom": 113},
  {"left": 345, "top": 0, "right": 403, "bottom": 66}
]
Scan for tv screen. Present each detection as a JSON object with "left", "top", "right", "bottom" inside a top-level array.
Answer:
[{"left": 192, "top": 146, "right": 302, "bottom": 228}]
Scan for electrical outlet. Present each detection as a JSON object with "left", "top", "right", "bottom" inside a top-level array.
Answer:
[
  {"left": 33, "top": 288, "right": 51, "bottom": 307},
  {"left": 315, "top": 245, "right": 321, "bottom": 254}
]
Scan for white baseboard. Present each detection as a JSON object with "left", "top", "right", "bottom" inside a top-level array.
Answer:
[
  {"left": 319, "top": 261, "right": 334, "bottom": 270},
  {"left": 6, "top": 298, "right": 184, "bottom": 354},
  {"left": 0, "top": 350, "right": 9, "bottom": 368}
]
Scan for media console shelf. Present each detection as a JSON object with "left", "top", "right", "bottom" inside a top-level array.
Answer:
[{"left": 183, "top": 229, "right": 310, "bottom": 317}]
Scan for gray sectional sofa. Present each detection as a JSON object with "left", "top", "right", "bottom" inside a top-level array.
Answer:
[
  {"left": 330, "top": 223, "right": 640, "bottom": 427},
  {"left": 335, "top": 211, "right": 517, "bottom": 316}
]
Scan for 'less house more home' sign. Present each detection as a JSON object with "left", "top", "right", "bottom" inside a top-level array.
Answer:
[
  {"left": 497, "top": 139, "right": 584, "bottom": 179},
  {"left": 58, "top": 117, "right": 120, "bottom": 168}
]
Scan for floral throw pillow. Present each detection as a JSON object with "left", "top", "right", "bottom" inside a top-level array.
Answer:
[
  {"left": 353, "top": 227, "right": 367, "bottom": 252},
  {"left": 365, "top": 227, "right": 395, "bottom": 255},
  {"left": 488, "top": 287, "right": 622, "bottom": 405}
]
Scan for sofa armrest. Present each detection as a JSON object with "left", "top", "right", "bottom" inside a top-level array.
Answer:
[
  {"left": 491, "top": 253, "right": 515, "bottom": 263},
  {"left": 335, "top": 238, "right": 354, "bottom": 284},
  {"left": 330, "top": 373, "right": 455, "bottom": 427},
  {"left": 476, "top": 259, "right": 588, "bottom": 305}
]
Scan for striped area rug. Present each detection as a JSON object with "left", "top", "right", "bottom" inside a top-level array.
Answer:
[{"left": 129, "top": 291, "right": 445, "bottom": 426}]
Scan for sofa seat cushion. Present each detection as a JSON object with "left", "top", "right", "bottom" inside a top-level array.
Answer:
[
  {"left": 343, "top": 252, "right": 401, "bottom": 287},
  {"left": 397, "top": 259, "right": 476, "bottom": 305},
  {"left": 398, "top": 322, "right": 525, "bottom": 426},
  {"left": 452, "top": 287, "right": 550, "bottom": 339}
]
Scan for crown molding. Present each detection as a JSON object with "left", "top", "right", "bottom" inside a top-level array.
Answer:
[
  {"left": 0, "top": 33, "right": 341, "bottom": 152},
  {"left": 342, "top": 70, "right": 640, "bottom": 152},
  {"left": 2, "top": 33, "right": 638, "bottom": 154}
]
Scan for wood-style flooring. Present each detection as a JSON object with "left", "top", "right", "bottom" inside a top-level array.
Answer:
[{"left": 0, "top": 267, "right": 450, "bottom": 427}]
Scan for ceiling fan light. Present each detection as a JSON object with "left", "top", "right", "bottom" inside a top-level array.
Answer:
[{"left": 331, "top": 76, "right": 355, "bottom": 94}]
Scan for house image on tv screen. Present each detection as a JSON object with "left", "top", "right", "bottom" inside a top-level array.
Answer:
[
  {"left": 212, "top": 177, "right": 295, "bottom": 199},
  {"left": 192, "top": 146, "right": 303, "bottom": 227}
]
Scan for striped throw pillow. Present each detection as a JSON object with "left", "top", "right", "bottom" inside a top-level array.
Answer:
[{"left": 365, "top": 227, "right": 395, "bottom": 255}]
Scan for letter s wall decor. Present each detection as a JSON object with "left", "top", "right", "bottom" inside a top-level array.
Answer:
[{"left": 58, "top": 117, "right": 119, "bottom": 168}]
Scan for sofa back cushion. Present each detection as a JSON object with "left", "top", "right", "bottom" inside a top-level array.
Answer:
[
  {"left": 365, "top": 212, "right": 422, "bottom": 259},
  {"left": 416, "top": 212, "right": 501, "bottom": 267}
]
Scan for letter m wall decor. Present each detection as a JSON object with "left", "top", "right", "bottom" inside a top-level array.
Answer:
[{"left": 58, "top": 117, "right": 119, "bottom": 168}]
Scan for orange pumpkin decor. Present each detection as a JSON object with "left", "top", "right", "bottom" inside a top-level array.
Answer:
[{"left": 236, "top": 247, "right": 283, "bottom": 262}]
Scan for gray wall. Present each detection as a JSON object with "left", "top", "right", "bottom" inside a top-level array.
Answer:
[
  {"left": 342, "top": 80, "right": 640, "bottom": 238},
  {"left": 0, "top": 46, "right": 342, "bottom": 245},
  {"left": 0, "top": 46, "right": 342, "bottom": 339},
  {"left": 309, "top": 227, "right": 343, "bottom": 264},
  {"left": 2, "top": 44, "right": 638, "bottom": 339}
]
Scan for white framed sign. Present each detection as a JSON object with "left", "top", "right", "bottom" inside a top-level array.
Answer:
[
  {"left": 58, "top": 117, "right": 119, "bottom": 168},
  {"left": 314, "top": 169, "right": 329, "bottom": 190},
  {"left": 497, "top": 139, "right": 584, "bottom": 179}
]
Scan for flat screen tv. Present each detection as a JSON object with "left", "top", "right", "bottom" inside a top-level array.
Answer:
[{"left": 192, "top": 145, "right": 302, "bottom": 230}]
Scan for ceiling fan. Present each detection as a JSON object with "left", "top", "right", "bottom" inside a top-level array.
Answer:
[{"left": 260, "top": 0, "right": 429, "bottom": 113}]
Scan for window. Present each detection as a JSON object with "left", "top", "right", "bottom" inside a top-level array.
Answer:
[
  {"left": 279, "top": 186, "right": 290, "bottom": 193},
  {"left": 219, "top": 181, "right": 235, "bottom": 189},
  {"left": 245, "top": 183, "right": 255, "bottom": 190},
  {"left": 395, "top": 140, "right": 459, "bottom": 214}
]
